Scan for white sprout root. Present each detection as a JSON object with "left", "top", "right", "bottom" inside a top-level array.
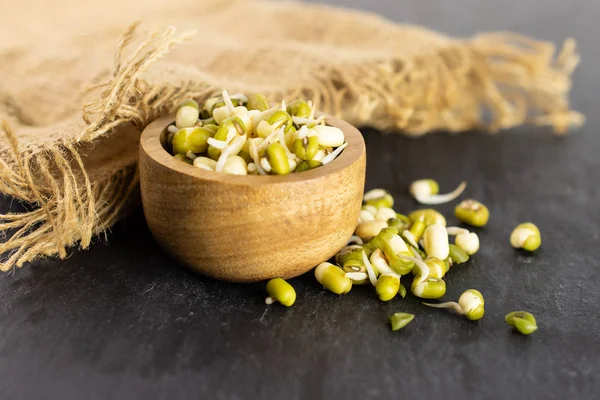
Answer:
[
  {"left": 312, "top": 149, "right": 326, "bottom": 162},
  {"left": 414, "top": 181, "right": 467, "bottom": 205},
  {"left": 249, "top": 140, "right": 266, "bottom": 175},
  {"left": 307, "top": 100, "right": 316, "bottom": 120},
  {"left": 260, "top": 157, "right": 272, "bottom": 173},
  {"left": 409, "top": 246, "right": 423, "bottom": 260},
  {"left": 306, "top": 128, "right": 317, "bottom": 138},
  {"left": 399, "top": 255, "right": 429, "bottom": 284},
  {"left": 207, "top": 137, "right": 228, "bottom": 149},
  {"left": 402, "top": 230, "right": 419, "bottom": 248},
  {"left": 292, "top": 116, "right": 325, "bottom": 126},
  {"left": 288, "top": 158, "right": 298, "bottom": 171},
  {"left": 216, "top": 146, "right": 233, "bottom": 173},
  {"left": 422, "top": 301, "right": 465, "bottom": 315},
  {"left": 321, "top": 142, "right": 348, "bottom": 165},
  {"left": 167, "top": 125, "right": 178, "bottom": 134},
  {"left": 446, "top": 226, "right": 471, "bottom": 236},
  {"left": 278, "top": 129, "right": 295, "bottom": 159},
  {"left": 222, "top": 89, "right": 236, "bottom": 114},
  {"left": 297, "top": 125, "right": 309, "bottom": 139},
  {"left": 370, "top": 249, "right": 396, "bottom": 275},
  {"left": 229, "top": 135, "right": 247, "bottom": 155},
  {"left": 362, "top": 250, "right": 378, "bottom": 286},
  {"left": 345, "top": 272, "right": 368, "bottom": 281},
  {"left": 362, "top": 188, "right": 388, "bottom": 202},
  {"left": 265, "top": 297, "right": 276, "bottom": 305},
  {"left": 257, "top": 127, "right": 283, "bottom": 153},
  {"left": 225, "top": 127, "right": 237, "bottom": 143}
]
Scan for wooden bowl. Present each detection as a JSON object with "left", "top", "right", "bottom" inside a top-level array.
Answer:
[{"left": 139, "top": 116, "right": 366, "bottom": 282}]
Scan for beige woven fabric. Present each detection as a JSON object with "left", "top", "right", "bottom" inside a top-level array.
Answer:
[{"left": 0, "top": 0, "right": 584, "bottom": 271}]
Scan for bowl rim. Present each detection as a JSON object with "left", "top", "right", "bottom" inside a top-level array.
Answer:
[{"left": 140, "top": 115, "right": 365, "bottom": 186}]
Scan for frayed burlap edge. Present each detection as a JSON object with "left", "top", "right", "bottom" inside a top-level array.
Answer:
[
  {"left": 0, "top": 122, "right": 140, "bottom": 270},
  {"left": 0, "top": 22, "right": 585, "bottom": 271},
  {"left": 0, "top": 23, "right": 194, "bottom": 271}
]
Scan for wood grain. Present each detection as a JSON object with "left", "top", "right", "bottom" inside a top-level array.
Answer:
[{"left": 139, "top": 116, "right": 366, "bottom": 282}]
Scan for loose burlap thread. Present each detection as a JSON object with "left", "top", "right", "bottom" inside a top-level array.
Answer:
[{"left": 0, "top": 0, "right": 584, "bottom": 271}]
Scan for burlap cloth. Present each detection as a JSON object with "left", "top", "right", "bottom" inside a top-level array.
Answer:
[{"left": 0, "top": 0, "right": 584, "bottom": 271}]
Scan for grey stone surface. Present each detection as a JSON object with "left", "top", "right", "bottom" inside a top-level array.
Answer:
[{"left": 1, "top": 1, "right": 599, "bottom": 399}]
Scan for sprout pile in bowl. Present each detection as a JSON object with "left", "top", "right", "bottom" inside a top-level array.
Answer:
[{"left": 167, "top": 90, "right": 348, "bottom": 175}]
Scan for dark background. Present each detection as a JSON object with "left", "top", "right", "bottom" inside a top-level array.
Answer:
[{"left": 1, "top": 1, "right": 599, "bottom": 399}]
